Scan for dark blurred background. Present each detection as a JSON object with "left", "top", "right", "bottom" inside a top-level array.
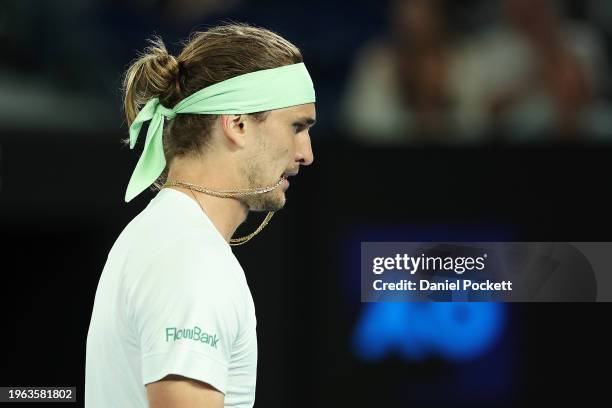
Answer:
[{"left": 1, "top": 0, "right": 610, "bottom": 407}]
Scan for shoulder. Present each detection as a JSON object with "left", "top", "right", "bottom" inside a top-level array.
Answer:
[{"left": 151, "top": 230, "right": 243, "bottom": 290}]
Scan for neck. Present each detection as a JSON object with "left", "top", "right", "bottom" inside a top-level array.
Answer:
[{"left": 166, "top": 161, "right": 249, "bottom": 243}]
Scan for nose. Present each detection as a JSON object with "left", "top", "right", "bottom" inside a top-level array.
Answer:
[{"left": 295, "top": 133, "right": 314, "bottom": 166}]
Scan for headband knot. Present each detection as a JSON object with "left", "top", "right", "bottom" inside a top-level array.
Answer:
[{"left": 154, "top": 102, "right": 177, "bottom": 119}]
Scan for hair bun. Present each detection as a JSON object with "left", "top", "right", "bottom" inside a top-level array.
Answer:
[
  {"left": 122, "top": 35, "right": 182, "bottom": 125},
  {"left": 153, "top": 53, "right": 179, "bottom": 79},
  {"left": 143, "top": 42, "right": 179, "bottom": 94}
]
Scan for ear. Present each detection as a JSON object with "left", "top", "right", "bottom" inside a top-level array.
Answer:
[{"left": 219, "top": 114, "right": 247, "bottom": 148}]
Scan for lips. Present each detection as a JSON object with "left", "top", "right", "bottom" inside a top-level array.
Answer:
[{"left": 281, "top": 170, "right": 299, "bottom": 179}]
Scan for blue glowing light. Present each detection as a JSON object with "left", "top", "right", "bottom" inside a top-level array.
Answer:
[{"left": 353, "top": 302, "right": 505, "bottom": 362}]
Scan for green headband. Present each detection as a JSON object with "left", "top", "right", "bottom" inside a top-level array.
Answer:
[{"left": 124, "top": 62, "right": 316, "bottom": 202}]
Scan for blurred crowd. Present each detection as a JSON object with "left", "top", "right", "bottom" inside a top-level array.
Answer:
[
  {"left": 1, "top": 0, "right": 612, "bottom": 143},
  {"left": 341, "top": 0, "right": 612, "bottom": 144}
]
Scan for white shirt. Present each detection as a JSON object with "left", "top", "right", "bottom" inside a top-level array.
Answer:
[{"left": 85, "top": 188, "right": 257, "bottom": 407}]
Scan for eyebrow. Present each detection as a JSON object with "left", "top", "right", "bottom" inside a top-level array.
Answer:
[{"left": 293, "top": 117, "right": 317, "bottom": 127}]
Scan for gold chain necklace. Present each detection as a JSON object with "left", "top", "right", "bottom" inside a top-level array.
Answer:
[{"left": 162, "top": 180, "right": 278, "bottom": 246}]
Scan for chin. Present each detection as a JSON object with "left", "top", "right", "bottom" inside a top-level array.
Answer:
[
  {"left": 271, "top": 191, "right": 287, "bottom": 211},
  {"left": 266, "top": 195, "right": 286, "bottom": 212},
  {"left": 247, "top": 191, "right": 286, "bottom": 212}
]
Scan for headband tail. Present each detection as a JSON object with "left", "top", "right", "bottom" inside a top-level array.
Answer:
[{"left": 124, "top": 112, "right": 167, "bottom": 202}]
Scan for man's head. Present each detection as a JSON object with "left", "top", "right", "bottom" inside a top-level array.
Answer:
[{"left": 122, "top": 23, "right": 315, "bottom": 209}]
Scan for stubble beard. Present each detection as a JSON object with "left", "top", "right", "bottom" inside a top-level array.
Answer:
[{"left": 236, "top": 166, "right": 285, "bottom": 212}]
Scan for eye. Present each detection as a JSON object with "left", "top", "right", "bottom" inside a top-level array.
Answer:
[{"left": 293, "top": 124, "right": 305, "bottom": 134}]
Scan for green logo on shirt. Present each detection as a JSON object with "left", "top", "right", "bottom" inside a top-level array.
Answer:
[{"left": 165, "top": 326, "right": 220, "bottom": 349}]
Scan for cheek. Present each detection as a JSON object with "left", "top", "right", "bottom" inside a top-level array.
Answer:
[
  {"left": 273, "top": 132, "right": 294, "bottom": 160},
  {"left": 259, "top": 124, "right": 294, "bottom": 163},
  {"left": 280, "top": 141, "right": 293, "bottom": 162}
]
